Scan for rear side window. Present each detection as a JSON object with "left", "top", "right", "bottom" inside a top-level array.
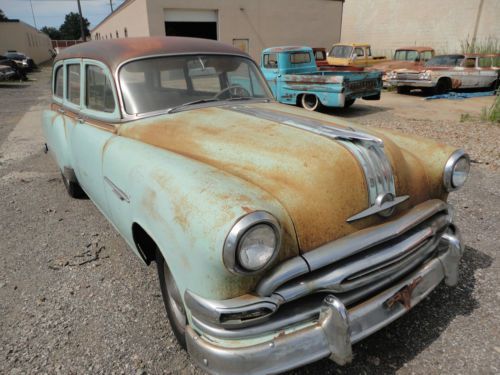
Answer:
[
  {"left": 290, "top": 52, "right": 311, "bottom": 64},
  {"left": 67, "top": 64, "right": 80, "bottom": 105},
  {"left": 54, "top": 66, "right": 63, "bottom": 98},
  {"left": 478, "top": 57, "right": 492, "bottom": 67},
  {"left": 314, "top": 50, "right": 326, "bottom": 60},
  {"left": 263, "top": 53, "right": 278, "bottom": 68},
  {"left": 86, "top": 65, "right": 115, "bottom": 113}
]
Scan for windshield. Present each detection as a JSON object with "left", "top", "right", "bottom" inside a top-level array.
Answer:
[
  {"left": 394, "top": 50, "right": 419, "bottom": 61},
  {"left": 119, "top": 55, "right": 273, "bottom": 115},
  {"left": 425, "top": 55, "right": 464, "bottom": 67},
  {"left": 329, "top": 45, "right": 353, "bottom": 59}
]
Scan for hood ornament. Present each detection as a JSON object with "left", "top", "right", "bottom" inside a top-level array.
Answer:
[{"left": 347, "top": 193, "right": 409, "bottom": 223}]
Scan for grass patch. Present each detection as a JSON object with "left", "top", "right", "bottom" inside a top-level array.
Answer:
[
  {"left": 460, "top": 37, "right": 500, "bottom": 54},
  {"left": 460, "top": 113, "right": 472, "bottom": 122},
  {"left": 480, "top": 93, "right": 500, "bottom": 124}
]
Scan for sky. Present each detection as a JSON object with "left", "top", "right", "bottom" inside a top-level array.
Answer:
[{"left": 0, "top": 0, "right": 126, "bottom": 29}]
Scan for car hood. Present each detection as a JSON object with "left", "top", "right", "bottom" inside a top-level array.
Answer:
[{"left": 118, "top": 102, "right": 454, "bottom": 252}]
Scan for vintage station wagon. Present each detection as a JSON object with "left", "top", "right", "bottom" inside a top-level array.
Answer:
[{"left": 43, "top": 37, "right": 469, "bottom": 374}]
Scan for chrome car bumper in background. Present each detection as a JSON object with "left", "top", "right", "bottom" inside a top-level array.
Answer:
[
  {"left": 185, "top": 200, "right": 464, "bottom": 374},
  {"left": 387, "top": 79, "right": 435, "bottom": 88}
]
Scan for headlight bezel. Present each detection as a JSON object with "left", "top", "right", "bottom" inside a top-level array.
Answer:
[
  {"left": 223, "top": 211, "right": 281, "bottom": 275},
  {"left": 443, "top": 149, "right": 470, "bottom": 192}
]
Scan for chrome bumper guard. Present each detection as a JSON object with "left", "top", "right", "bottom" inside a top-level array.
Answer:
[{"left": 186, "top": 229, "right": 463, "bottom": 375}]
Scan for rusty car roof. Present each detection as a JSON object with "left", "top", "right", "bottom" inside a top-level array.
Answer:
[
  {"left": 395, "top": 46, "right": 434, "bottom": 52},
  {"left": 55, "top": 36, "right": 249, "bottom": 72}
]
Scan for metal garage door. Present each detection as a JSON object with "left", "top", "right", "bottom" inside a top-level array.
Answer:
[{"left": 164, "top": 9, "right": 218, "bottom": 40}]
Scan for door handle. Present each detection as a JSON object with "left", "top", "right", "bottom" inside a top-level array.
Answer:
[
  {"left": 77, "top": 117, "right": 85, "bottom": 124},
  {"left": 57, "top": 108, "right": 65, "bottom": 114}
]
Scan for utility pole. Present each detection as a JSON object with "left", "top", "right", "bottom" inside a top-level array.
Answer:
[
  {"left": 29, "top": 0, "right": 37, "bottom": 29},
  {"left": 110, "top": 0, "right": 114, "bottom": 12},
  {"left": 76, "top": 0, "right": 86, "bottom": 42}
]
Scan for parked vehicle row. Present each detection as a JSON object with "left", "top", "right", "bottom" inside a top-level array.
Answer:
[
  {"left": 0, "top": 51, "right": 37, "bottom": 82},
  {"left": 43, "top": 36, "right": 470, "bottom": 375}
]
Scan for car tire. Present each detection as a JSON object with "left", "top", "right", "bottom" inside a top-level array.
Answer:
[
  {"left": 344, "top": 98, "right": 356, "bottom": 108},
  {"left": 301, "top": 94, "right": 322, "bottom": 111},
  {"left": 156, "top": 248, "right": 187, "bottom": 349},
  {"left": 61, "top": 170, "right": 86, "bottom": 199},
  {"left": 435, "top": 78, "right": 451, "bottom": 95},
  {"left": 396, "top": 86, "right": 411, "bottom": 94}
]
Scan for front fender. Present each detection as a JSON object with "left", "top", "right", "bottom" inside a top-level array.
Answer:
[{"left": 101, "top": 136, "right": 299, "bottom": 301}]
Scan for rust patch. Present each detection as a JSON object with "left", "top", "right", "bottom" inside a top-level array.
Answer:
[
  {"left": 385, "top": 276, "right": 423, "bottom": 311},
  {"left": 241, "top": 206, "right": 253, "bottom": 213},
  {"left": 451, "top": 79, "right": 462, "bottom": 89}
]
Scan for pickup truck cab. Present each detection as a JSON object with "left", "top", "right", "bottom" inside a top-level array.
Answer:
[
  {"left": 327, "top": 43, "right": 387, "bottom": 68},
  {"left": 260, "top": 46, "right": 382, "bottom": 110}
]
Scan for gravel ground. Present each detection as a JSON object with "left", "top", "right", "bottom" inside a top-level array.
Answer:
[{"left": 0, "top": 67, "right": 499, "bottom": 375}]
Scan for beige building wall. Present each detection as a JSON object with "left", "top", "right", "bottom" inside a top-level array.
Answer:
[
  {"left": 91, "top": 0, "right": 150, "bottom": 41},
  {"left": 91, "top": 0, "right": 343, "bottom": 62},
  {"left": 341, "top": 0, "right": 500, "bottom": 56},
  {"left": 0, "top": 21, "right": 53, "bottom": 64}
]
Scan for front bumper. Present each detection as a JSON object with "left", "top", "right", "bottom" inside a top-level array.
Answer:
[
  {"left": 186, "top": 229, "right": 463, "bottom": 375},
  {"left": 387, "top": 79, "right": 435, "bottom": 88}
]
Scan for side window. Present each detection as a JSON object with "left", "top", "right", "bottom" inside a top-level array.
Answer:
[
  {"left": 478, "top": 57, "right": 491, "bottom": 68},
  {"left": 290, "top": 52, "right": 311, "bottom": 64},
  {"left": 464, "top": 58, "right": 476, "bottom": 68},
  {"left": 315, "top": 50, "right": 325, "bottom": 60},
  {"left": 54, "top": 65, "right": 63, "bottom": 98},
  {"left": 421, "top": 51, "right": 433, "bottom": 61},
  {"left": 67, "top": 64, "right": 81, "bottom": 105},
  {"left": 366, "top": 47, "right": 372, "bottom": 57},
  {"left": 354, "top": 48, "right": 364, "bottom": 57},
  {"left": 263, "top": 53, "right": 278, "bottom": 69},
  {"left": 86, "top": 65, "right": 116, "bottom": 113}
]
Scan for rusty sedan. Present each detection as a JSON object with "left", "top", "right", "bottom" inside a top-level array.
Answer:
[
  {"left": 42, "top": 37, "right": 469, "bottom": 374},
  {"left": 388, "top": 53, "right": 500, "bottom": 94}
]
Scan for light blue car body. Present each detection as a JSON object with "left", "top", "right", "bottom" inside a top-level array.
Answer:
[{"left": 260, "top": 46, "right": 382, "bottom": 108}]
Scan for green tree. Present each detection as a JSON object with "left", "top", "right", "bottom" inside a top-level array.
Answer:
[
  {"left": 0, "top": 9, "right": 9, "bottom": 21},
  {"left": 41, "top": 26, "right": 62, "bottom": 40},
  {"left": 59, "top": 12, "right": 90, "bottom": 40}
]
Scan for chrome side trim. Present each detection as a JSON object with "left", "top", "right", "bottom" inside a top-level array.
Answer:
[
  {"left": 256, "top": 200, "right": 448, "bottom": 296},
  {"left": 223, "top": 211, "right": 281, "bottom": 275},
  {"left": 226, "top": 105, "right": 383, "bottom": 144},
  {"left": 104, "top": 176, "right": 130, "bottom": 203}
]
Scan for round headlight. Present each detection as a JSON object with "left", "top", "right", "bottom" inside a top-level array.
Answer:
[
  {"left": 223, "top": 211, "right": 281, "bottom": 275},
  {"left": 237, "top": 224, "right": 277, "bottom": 271},
  {"left": 443, "top": 150, "right": 470, "bottom": 191}
]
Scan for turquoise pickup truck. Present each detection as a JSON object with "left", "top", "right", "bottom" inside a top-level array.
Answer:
[{"left": 260, "top": 46, "right": 382, "bottom": 110}]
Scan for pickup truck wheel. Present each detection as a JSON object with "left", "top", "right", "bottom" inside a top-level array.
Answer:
[
  {"left": 396, "top": 86, "right": 411, "bottom": 94},
  {"left": 435, "top": 78, "right": 451, "bottom": 94},
  {"left": 156, "top": 249, "right": 187, "bottom": 349},
  {"left": 61, "top": 171, "right": 86, "bottom": 199},
  {"left": 344, "top": 98, "right": 356, "bottom": 108},
  {"left": 301, "top": 94, "right": 322, "bottom": 111}
]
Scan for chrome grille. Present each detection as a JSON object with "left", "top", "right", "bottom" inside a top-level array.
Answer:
[{"left": 396, "top": 72, "right": 420, "bottom": 80}]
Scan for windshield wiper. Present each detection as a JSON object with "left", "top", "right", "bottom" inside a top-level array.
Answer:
[{"left": 167, "top": 98, "right": 220, "bottom": 114}]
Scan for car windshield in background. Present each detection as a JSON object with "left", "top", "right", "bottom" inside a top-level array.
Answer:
[
  {"left": 425, "top": 55, "right": 464, "bottom": 67},
  {"left": 119, "top": 55, "right": 272, "bottom": 115},
  {"left": 330, "top": 45, "right": 353, "bottom": 58},
  {"left": 394, "top": 50, "right": 419, "bottom": 61}
]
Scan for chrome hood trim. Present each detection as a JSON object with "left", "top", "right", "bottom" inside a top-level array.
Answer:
[
  {"left": 226, "top": 105, "right": 383, "bottom": 144},
  {"left": 226, "top": 105, "right": 400, "bottom": 219}
]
